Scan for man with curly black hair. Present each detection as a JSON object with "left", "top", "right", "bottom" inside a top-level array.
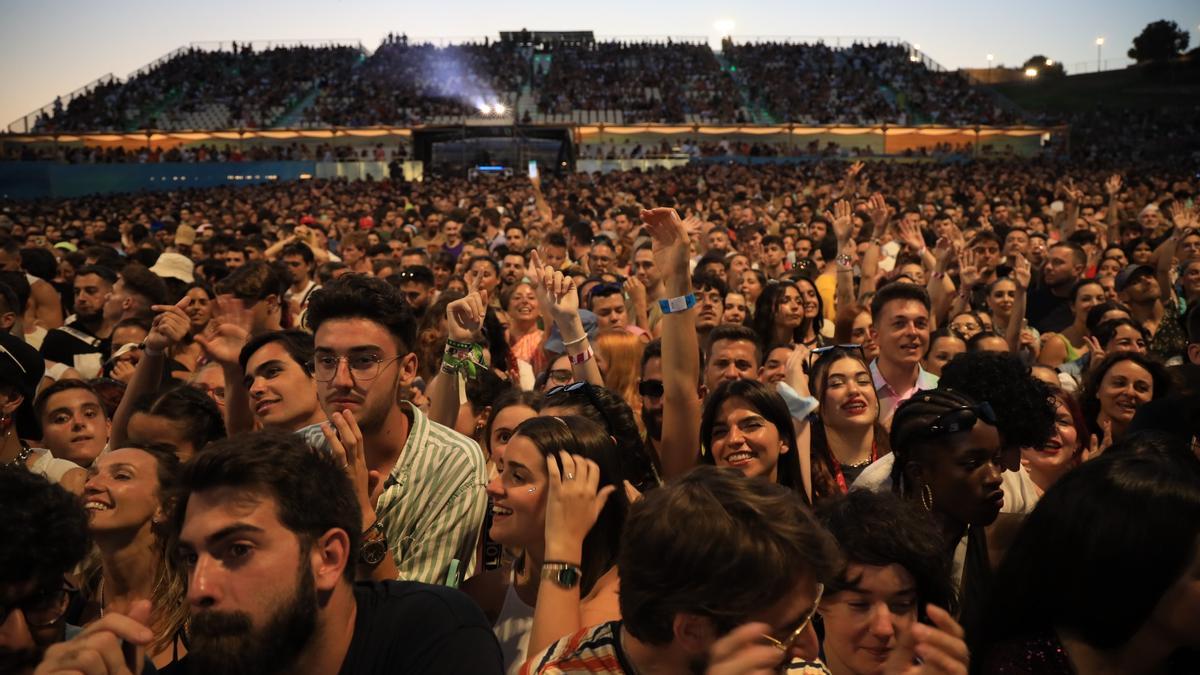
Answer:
[{"left": 0, "top": 467, "right": 90, "bottom": 674}]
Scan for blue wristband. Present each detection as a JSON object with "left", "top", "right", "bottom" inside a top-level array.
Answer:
[{"left": 658, "top": 293, "right": 697, "bottom": 314}]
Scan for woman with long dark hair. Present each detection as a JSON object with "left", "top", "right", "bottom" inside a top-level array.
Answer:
[
  {"left": 1079, "top": 352, "right": 1172, "bottom": 444},
  {"left": 752, "top": 278, "right": 825, "bottom": 351},
  {"left": 806, "top": 346, "right": 890, "bottom": 503},
  {"left": 974, "top": 442, "right": 1200, "bottom": 673},
  {"left": 481, "top": 415, "right": 628, "bottom": 674},
  {"left": 700, "top": 378, "right": 807, "bottom": 502}
]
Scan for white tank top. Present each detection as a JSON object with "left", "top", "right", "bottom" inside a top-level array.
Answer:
[{"left": 494, "top": 578, "right": 535, "bottom": 675}]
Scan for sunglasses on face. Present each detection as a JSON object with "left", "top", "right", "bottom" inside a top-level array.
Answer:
[{"left": 638, "top": 379, "right": 664, "bottom": 398}]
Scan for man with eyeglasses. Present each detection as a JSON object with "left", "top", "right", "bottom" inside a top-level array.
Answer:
[
  {"left": 303, "top": 275, "right": 487, "bottom": 586},
  {"left": 0, "top": 467, "right": 89, "bottom": 674}
]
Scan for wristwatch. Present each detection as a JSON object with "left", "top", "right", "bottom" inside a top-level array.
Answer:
[
  {"left": 359, "top": 520, "right": 388, "bottom": 567},
  {"left": 541, "top": 562, "right": 582, "bottom": 589}
]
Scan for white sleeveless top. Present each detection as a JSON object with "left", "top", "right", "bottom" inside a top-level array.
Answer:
[{"left": 494, "top": 579, "right": 535, "bottom": 675}]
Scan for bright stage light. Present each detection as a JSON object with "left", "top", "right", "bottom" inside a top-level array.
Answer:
[
  {"left": 1025, "top": 67, "right": 1038, "bottom": 78},
  {"left": 477, "top": 103, "right": 492, "bottom": 115},
  {"left": 493, "top": 103, "right": 507, "bottom": 115},
  {"left": 714, "top": 18, "right": 736, "bottom": 36}
]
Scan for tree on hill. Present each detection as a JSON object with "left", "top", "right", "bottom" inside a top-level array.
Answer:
[
  {"left": 1022, "top": 55, "right": 1065, "bottom": 78},
  {"left": 1128, "top": 20, "right": 1189, "bottom": 62}
]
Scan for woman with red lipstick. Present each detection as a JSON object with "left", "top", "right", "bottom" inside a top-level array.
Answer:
[
  {"left": 1021, "top": 389, "right": 1089, "bottom": 494},
  {"left": 889, "top": 388, "right": 1006, "bottom": 623},
  {"left": 805, "top": 345, "right": 890, "bottom": 503}
]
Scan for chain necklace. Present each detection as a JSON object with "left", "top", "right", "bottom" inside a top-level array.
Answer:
[{"left": 6, "top": 440, "right": 34, "bottom": 469}]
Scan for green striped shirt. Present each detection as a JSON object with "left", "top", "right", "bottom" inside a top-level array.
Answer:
[{"left": 298, "top": 403, "right": 488, "bottom": 586}]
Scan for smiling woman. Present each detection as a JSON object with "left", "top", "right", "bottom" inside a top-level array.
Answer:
[
  {"left": 700, "top": 378, "right": 807, "bottom": 502},
  {"left": 77, "top": 443, "right": 188, "bottom": 669}
]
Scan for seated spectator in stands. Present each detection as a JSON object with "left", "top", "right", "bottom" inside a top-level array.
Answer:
[{"left": 0, "top": 467, "right": 90, "bottom": 674}]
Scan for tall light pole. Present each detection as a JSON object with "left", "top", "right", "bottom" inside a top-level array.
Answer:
[
  {"left": 987, "top": 53, "right": 994, "bottom": 83},
  {"left": 1095, "top": 37, "right": 1104, "bottom": 72}
]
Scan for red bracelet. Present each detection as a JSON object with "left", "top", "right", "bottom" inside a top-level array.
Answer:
[{"left": 567, "top": 348, "right": 593, "bottom": 365}]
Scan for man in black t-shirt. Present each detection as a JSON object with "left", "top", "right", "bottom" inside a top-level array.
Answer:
[
  {"left": 35, "top": 430, "right": 502, "bottom": 675},
  {"left": 1026, "top": 242, "right": 1086, "bottom": 334}
]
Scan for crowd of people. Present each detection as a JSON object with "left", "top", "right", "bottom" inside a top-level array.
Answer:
[
  {"left": 35, "top": 44, "right": 363, "bottom": 132},
  {"left": 303, "top": 37, "right": 527, "bottom": 127},
  {"left": 29, "top": 38, "right": 1025, "bottom": 134},
  {"left": 532, "top": 41, "right": 744, "bottom": 124},
  {"left": 2, "top": 152, "right": 1199, "bottom": 675},
  {"left": 1, "top": 142, "right": 409, "bottom": 164},
  {"left": 724, "top": 42, "right": 1017, "bottom": 127}
]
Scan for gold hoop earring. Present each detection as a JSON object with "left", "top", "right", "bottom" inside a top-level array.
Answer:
[{"left": 920, "top": 484, "right": 935, "bottom": 511}]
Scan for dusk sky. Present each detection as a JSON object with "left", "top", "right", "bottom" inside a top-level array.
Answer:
[{"left": 2, "top": 0, "right": 1196, "bottom": 129}]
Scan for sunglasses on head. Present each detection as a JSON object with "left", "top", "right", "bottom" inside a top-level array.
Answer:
[
  {"left": 921, "top": 400, "right": 998, "bottom": 438},
  {"left": 545, "top": 381, "right": 616, "bottom": 431},
  {"left": 807, "top": 343, "right": 865, "bottom": 370}
]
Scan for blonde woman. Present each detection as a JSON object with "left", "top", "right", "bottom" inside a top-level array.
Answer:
[{"left": 78, "top": 444, "right": 189, "bottom": 668}]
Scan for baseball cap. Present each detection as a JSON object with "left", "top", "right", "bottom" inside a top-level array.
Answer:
[{"left": 1115, "top": 264, "right": 1155, "bottom": 293}]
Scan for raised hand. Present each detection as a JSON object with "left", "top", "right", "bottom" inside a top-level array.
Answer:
[
  {"left": 705, "top": 622, "right": 787, "bottom": 675},
  {"left": 34, "top": 599, "right": 154, "bottom": 675},
  {"left": 898, "top": 219, "right": 926, "bottom": 253},
  {"left": 1011, "top": 253, "right": 1032, "bottom": 291},
  {"left": 867, "top": 192, "right": 890, "bottom": 232},
  {"left": 145, "top": 296, "right": 193, "bottom": 353},
  {"left": 1169, "top": 201, "right": 1197, "bottom": 229},
  {"left": 1104, "top": 174, "right": 1122, "bottom": 197},
  {"left": 1083, "top": 335, "right": 1105, "bottom": 372},
  {"left": 195, "top": 321, "right": 250, "bottom": 367},
  {"left": 529, "top": 250, "right": 580, "bottom": 323},
  {"left": 845, "top": 160, "right": 864, "bottom": 178},
  {"left": 544, "top": 451, "right": 616, "bottom": 561},
  {"left": 958, "top": 248, "right": 981, "bottom": 290},
  {"left": 640, "top": 207, "right": 691, "bottom": 291},
  {"left": 446, "top": 273, "right": 488, "bottom": 343},
  {"left": 623, "top": 275, "right": 647, "bottom": 309},
  {"left": 322, "top": 409, "right": 385, "bottom": 513},
  {"left": 824, "top": 199, "right": 854, "bottom": 245}
]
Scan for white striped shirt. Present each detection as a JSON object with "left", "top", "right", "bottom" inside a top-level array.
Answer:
[{"left": 298, "top": 403, "right": 487, "bottom": 585}]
